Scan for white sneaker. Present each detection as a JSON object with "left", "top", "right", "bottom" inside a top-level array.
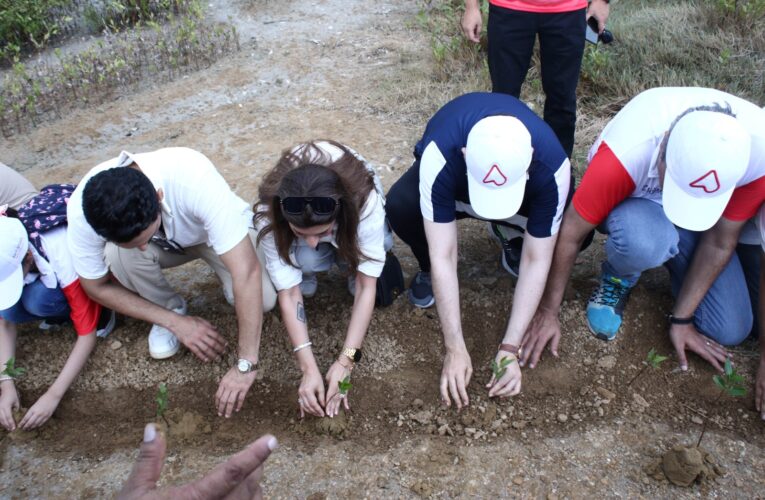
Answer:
[
  {"left": 299, "top": 274, "right": 318, "bottom": 298},
  {"left": 148, "top": 299, "right": 187, "bottom": 360}
]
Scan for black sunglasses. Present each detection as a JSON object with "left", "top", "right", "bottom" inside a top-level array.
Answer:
[{"left": 280, "top": 197, "right": 339, "bottom": 216}]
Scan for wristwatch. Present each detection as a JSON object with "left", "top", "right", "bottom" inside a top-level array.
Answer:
[
  {"left": 498, "top": 343, "right": 522, "bottom": 356},
  {"left": 341, "top": 347, "right": 363, "bottom": 363},
  {"left": 237, "top": 358, "right": 257, "bottom": 374}
]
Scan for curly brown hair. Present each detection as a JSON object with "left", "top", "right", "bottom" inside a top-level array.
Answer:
[{"left": 254, "top": 140, "right": 377, "bottom": 273}]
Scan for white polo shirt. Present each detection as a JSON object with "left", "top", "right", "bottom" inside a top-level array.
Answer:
[
  {"left": 67, "top": 147, "right": 252, "bottom": 279},
  {"left": 256, "top": 142, "right": 387, "bottom": 291}
]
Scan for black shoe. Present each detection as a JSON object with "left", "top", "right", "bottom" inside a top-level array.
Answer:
[{"left": 490, "top": 223, "right": 521, "bottom": 278}]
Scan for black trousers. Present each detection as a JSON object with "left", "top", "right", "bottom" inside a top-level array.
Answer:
[{"left": 487, "top": 5, "right": 586, "bottom": 158}]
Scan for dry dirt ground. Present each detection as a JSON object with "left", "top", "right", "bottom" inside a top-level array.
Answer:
[{"left": 1, "top": 0, "right": 764, "bottom": 498}]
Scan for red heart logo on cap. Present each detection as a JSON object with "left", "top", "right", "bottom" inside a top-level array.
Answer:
[
  {"left": 689, "top": 170, "right": 721, "bottom": 193},
  {"left": 482, "top": 164, "right": 507, "bottom": 186}
]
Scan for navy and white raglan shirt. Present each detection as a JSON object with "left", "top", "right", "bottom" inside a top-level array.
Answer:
[{"left": 414, "top": 92, "right": 571, "bottom": 238}]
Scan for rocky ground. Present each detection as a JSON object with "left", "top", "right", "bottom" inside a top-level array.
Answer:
[{"left": 1, "top": 0, "right": 764, "bottom": 498}]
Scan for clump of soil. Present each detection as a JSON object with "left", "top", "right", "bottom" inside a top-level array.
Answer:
[
  {"left": 6, "top": 408, "right": 38, "bottom": 443},
  {"left": 315, "top": 409, "right": 349, "bottom": 437},
  {"left": 645, "top": 445, "right": 723, "bottom": 487}
]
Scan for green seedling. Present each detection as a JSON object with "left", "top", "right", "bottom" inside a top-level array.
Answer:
[
  {"left": 1, "top": 356, "right": 26, "bottom": 379},
  {"left": 338, "top": 376, "right": 352, "bottom": 396},
  {"left": 155, "top": 383, "right": 170, "bottom": 426},
  {"left": 491, "top": 356, "right": 515, "bottom": 380},
  {"left": 626, "top": 348, "right": 668, "bottom": 386},
  {"left": 696, "top": 358, "right": 746, "bottom": 448}
]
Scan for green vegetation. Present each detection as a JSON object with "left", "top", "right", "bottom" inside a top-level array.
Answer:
[
  {"left": 156, "top": 382, "right": 169, "bottom": 425},
  {"left": 338, "top": 376, "right": 352, "bottom": 396},
  {"left": 627, "top": 348, "right": 669, "bottom": 387},
  {"left": 0, "top": 0, "right": 73, "bottom": 62},
  {"left": 1, "top": 356, "right": 26, "bottom": 379},
  {"left": 696, "top": 359, "right": 746, "bottom": 447},
  {"left": 491, "top": 356, "right": 515, "bottom": 380}
]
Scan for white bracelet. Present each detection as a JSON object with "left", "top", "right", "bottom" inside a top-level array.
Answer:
[
  {"left": 0, "top": 375, "right": 14, "bottom": 383},
  {"left": 293, "top": 341, "right": 312, "bottom": 353}
]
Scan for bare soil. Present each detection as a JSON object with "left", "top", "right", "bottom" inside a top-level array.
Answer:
[{"left": 1, "top": 0, "right": 764, "bottom": 498}]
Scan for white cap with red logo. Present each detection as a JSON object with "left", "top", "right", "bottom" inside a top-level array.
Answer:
[
  {"left": 0, "top": 217, "right": 29, "bottom": 310},
  {"left": 662, "top": 110, "right": 751, "bottom": 231},
  {"left": 465, "top": 116, "right": 533, "bottom": 220}
]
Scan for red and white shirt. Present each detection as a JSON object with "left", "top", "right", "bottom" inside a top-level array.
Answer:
[
  {"left": 573, "top": 87, "right": 765, "bottom": 227},
  {"left": 26, "top": 226, "right": 100, "bottom": 335}
]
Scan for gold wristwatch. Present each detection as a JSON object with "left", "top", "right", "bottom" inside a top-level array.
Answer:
[{"left": 341, "top": 347, "right": 362, "bottom": 363}]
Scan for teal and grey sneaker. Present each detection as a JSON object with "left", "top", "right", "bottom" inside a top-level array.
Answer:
[
  {"left": 408, "top": 271, "right": 434, "bottom": 309},
  {"left": 586, "top": 273, "right": 634, "bottom": 341},
  {"left": 489, "top": 223, "right": 522, "bottom": 278}
]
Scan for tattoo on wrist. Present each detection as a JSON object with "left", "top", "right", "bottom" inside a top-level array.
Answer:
[{"left": 297, "top": 302, "right": 306, "bottom": 323}]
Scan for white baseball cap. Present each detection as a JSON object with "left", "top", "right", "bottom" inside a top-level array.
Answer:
[
  {"left": 0, "top": 217, "right": 29, "bottom": 310},
  {"left": 465, "top": 116, "right": 533, "bottom": 220},
  {"left": 662, "top": 110, "right": 751, "bottom": 231}
]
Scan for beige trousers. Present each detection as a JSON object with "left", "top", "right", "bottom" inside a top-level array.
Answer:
[{"left": 105, "top": 228, "right": 277, "bottom": 313}]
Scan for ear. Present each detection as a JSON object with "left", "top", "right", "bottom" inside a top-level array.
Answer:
[{"left": 157, "top": 188, "right": 164, "bottom": 203}]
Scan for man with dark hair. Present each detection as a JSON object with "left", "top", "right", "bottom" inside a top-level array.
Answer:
[
  {"left": 523, "top": 87, "right": 765, "bottom": 374},
  {"left": 67, "top": 147, "right": 269, "bottom": 418}
]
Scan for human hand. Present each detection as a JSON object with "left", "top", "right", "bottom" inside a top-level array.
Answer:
[
  {"left": 298, "top": 366, "right": 325, "bottom": 418},
  {"left": 460, "top": 4, "right": 482, "bottom": 43},
  {"left": 172, "top": 315, "right": 227, "bottom": 362},
  {"left": 440, "top": 349, "right": 473, "bottom": 410},
  {"left": 19, "top": 391, "right": 61, "bottom": 430},
  {"left": 755, "top": 356, "right": 765, "bottom": 421},
  {"left": 520, "top": 307, "right": 561, "bottom": 369},
  {"left": 0, "top": 382, "right": 20, "bottom": 431},
  {"left": 215, "top": 367, "right": 257, "bottom": 418},
  {"left": 117, "top": 423, "right": 277, "bottom": 500},
  {"left": 324, "top": 360, "right": 352, "bottom": 418},
  {"left": 486, "top": 351, "right": 521, "bottom": 398},
  {"left": 669, "top": 323, "right": 729, "bottom": 373},
  {"left": 586, "top": 0, "right": 610, "bottom": 32}
]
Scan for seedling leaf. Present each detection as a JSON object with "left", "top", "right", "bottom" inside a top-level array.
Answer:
[
  {"left": 491, "top": 356, "right": 515, "bottom": 380},
  {"left": 646, "top": 348, "right": 668, "bottom": 369},
  {"left": 156, "top": 383, "right": 169, "bottom": 421},
  {"left": 338, "top": 376, "right": 352, "bottom": 395},
  {"left": 1, "top": 356, "right": 26, "bottom": 379}
]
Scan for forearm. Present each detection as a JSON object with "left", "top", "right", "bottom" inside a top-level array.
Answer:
[
  {"left": 0, "top": 320, "right": 18, "bottom": 393},
  {"left": 343, "top": 274, "right": 376, "bottom": 350},
  {"left": 539, "top": 230, "right": 588, "bottom": 314},
  {"left": 431, "top": 253, "right": 466, "bottom": 352},
  {"left": 81, "top": 278, "right": 179, "bottom": 330},
  {"left": 278, "top": 286, "right": 318, "bottom": 372},
  {"left": 47, "top": 333, "right": 97, "bottom": 399},
  {"left": 504, "top": 241, "right": 555, "bottom": 345},
  {"left": 464, "top": 0, "right": 480, "bottom": 11},
  {"left": 232, "top": 268, "right": 264, "bottom": 361}
]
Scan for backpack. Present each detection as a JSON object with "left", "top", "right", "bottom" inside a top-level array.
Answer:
[{"left": 16, "top": 184, "right": 75, "bottom": 260}]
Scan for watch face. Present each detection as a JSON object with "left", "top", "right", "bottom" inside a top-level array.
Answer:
[
  {"left": 353, "top": 350, "right": 362, "bottom": 363},
  {"left": 238, "top": 359, "right": 251, "bottom": 372}
]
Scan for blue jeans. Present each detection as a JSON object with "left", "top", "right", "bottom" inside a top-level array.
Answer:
[
  {"left": 601, "top": 198, "right": 759, "bottom": 346},
  {"left": 0, "top": 280, "right": 70, "bottom": 324}
]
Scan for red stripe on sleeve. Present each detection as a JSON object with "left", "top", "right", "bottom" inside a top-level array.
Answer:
[
  {"left": 573, "top": 142, "right": 637, "bottom": 225},
  {"left": 723, "top": 176, "right": 765, "bottom": 221},
  {"left": 62, "top": 279, "right": 100, "bottom": 336}
]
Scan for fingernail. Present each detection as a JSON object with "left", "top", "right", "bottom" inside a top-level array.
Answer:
[
  {"left": 144, "top": 423, "right": 156, "bottom": 443},
  {"left": 681, "top": 365, "right": 688, "bottom": 371},
  {"left": 267, "top": 436, "right": 279, "bottom": 450}
]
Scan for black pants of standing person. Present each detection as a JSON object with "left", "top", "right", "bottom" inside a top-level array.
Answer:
[{"left": 487, "top": 5, "right": 586, "bottom": 158}]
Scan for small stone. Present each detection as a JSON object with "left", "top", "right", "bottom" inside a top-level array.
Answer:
[
  {"left": 583, "top": 357, "right": 594, "bottom": 366},
  {"left": 596, "top": 387, "right": 616, "bottom": 401},
  {"left": 513, "top": 477, "right": 524, "bottom": 485},
  {"left": 598, "top": 356, "right": 617, "bottom": 370},
  {"left": 412, "top": 398, "right": 424, "bottom": 409},
  {"left": 632, "top": 393, "right": 650, "bottom": 407},
  {"left": 557, "top": 413, "right": 568, "bottom": 423},
  {"left": 110, "top": 340, "right": 123, "bottom": 350},
  {"left": 512, "top": 420, "right": 527, "bottom": 429},
  {"left": 691, "top": 416, "right": 704, "bottom": 425}
]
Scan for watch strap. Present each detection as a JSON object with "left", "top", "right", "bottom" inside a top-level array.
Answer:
[
  {"left": 668, "top": 314, "right": 694, "bottom": 325},
  {"left": 498, "top": 343, "right": 521, "bottom": 356}
]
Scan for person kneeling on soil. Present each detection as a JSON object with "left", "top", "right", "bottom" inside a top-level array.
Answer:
[
  {"left": 522, "top": 87, "right": 765, "bottom": 375},
  {"left": 385, "top": 92, "right": 571, "bottom": 408},
  {"left": 0, "top": 187, "right": 115, "bottom": 431},
  {"left": 254, "top": 141, "right": 393, "bottom": 418},
  {"left": 66, "top": 148, "right": 267, "bottom": 419}
]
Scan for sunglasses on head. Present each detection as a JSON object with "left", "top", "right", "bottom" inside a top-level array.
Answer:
[{"left": 280, "top": 197, "right": 339, "bottom": 216}]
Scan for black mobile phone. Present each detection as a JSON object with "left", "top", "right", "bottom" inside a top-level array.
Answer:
[{"left": 585, "top": 16, "right": 614, "bottom": 44}]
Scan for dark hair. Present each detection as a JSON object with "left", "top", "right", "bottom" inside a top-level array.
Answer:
[
  {"left": 255, "top": 140, "right": 377, "bottom": 274},
  {"left": 82, "top": 167, "right": 160, "bottom": 243}
]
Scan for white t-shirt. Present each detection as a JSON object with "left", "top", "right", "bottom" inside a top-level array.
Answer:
[
  {"left": 256, "top": 142, "right": 387, "bottom": 291},
  {"left": 67, "top": 148, "right": 252, "bottom": 279}
]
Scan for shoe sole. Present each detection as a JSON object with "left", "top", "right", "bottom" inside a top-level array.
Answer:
[
  {"left": 586, "top": 320, "right": 617, "bottom": 342},
  {"left": 150, "top": 345, "right": 180, "bottom": 360},
  {"left": 408, "top": 290, "right": 435, "bottom": 309}
]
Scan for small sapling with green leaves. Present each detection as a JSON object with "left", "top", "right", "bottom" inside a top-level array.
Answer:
[
  {"left": 491, "top": 356, "right": 515, "bottom": 380},
  {"left": 626, "top": 348, "right": 668, "bottom": 387},
  {"left": 338, "top": 376, "right": 352, "bottom": 397},
  {"left": 696, "top": 358, "right": 746, "bottom": 448},
  {"left": 156, "top": 383, "right": 169, "bottom": 426},
  {"left": 1, "top": 356, "right": 26, "bottom": 379}
]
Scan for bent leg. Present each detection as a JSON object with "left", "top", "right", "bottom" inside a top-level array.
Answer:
[
  {"left": 386, "top": 160, "right": 431, "bottom": 271},
  {"left": 20, "top": 280, "right": 70, "bottom": 320},
  {"left": 487, "top": 6, "right": 537, "bottom": 97}
]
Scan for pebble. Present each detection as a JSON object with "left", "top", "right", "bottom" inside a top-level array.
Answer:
[
  {"left": 632, "top": 393, "right": 650, "bottom": 407},
  {"left": 598, "top": 356, "right": 617, "bottom": 370},
  {"left": 557, "top": 413, "right": 568, "bottom": 423},
  {"left": 412, "top": 398, "right": 423, "bottom": 409},
  {"left": 691, "top": 416, "right": 704, "bottom": 425},
  {"left": 512, "top": 477, "right": 524, "bottom": 485},
  {"left": 110, "top": 341, "right": 123, "bottom": 350},
  {"left": 596, "top": 386, "right": 616, "bottom": 401}
]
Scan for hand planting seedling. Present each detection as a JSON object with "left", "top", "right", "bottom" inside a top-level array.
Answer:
[
  {"left": 491, "top": 356, "right": 515, "bottom": 380},
  {"left": 627, "top": 348, "right": 668, "bottom": 386},
  {"left": 696, "top": 358, "right": 746, "bottom": 448},
  {"left": 338, "top": 376, "right": 352, "bottom": 397},
  {"left": 1, "top": 356, "right": 26, "bottom": 379},
  {"left": 156, "top": 383, "right": 170, "bottom": 426}
]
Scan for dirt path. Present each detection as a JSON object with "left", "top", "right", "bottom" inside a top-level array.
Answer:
[{"left": 1, "top": 0, "right": 764, "bottom": 498}]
